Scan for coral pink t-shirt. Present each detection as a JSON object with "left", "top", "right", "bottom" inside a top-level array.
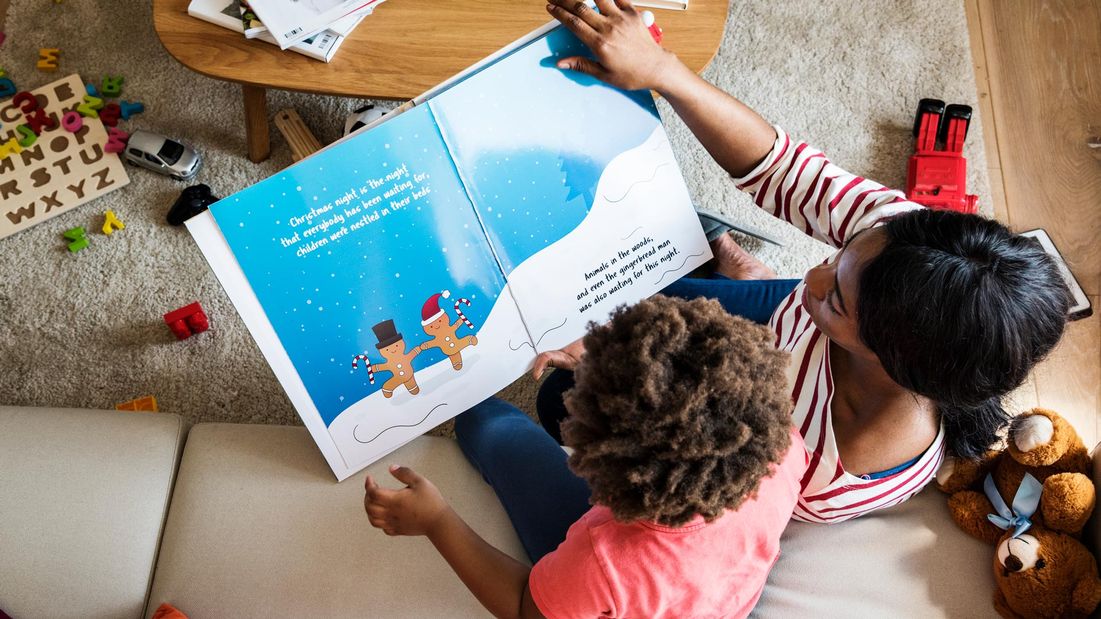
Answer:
[{"left": 528, "top": 428, "right": 807, "bottom": 619}]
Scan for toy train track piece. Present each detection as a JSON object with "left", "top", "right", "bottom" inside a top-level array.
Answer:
[{"left": 274, "top": 108, "right": 322, "bottom": 162}]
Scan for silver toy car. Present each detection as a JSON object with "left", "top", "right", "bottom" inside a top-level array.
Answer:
[{"left": 124, "top": 130, "right": 202, "bottom": 180}]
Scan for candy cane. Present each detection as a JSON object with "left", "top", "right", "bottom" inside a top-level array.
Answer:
[
  {"left": 351, "top": 354, "right": 376, "bottom": 384},
  {"left": 453, "top": 298, "right": 475, "bottom": 330}
]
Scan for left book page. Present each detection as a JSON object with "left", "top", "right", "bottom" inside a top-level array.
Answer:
[{"left": 188, "top": 104, "right": 533, "bottom": 480}]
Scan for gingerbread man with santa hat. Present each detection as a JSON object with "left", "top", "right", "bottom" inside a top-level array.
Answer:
[{"left": 419, "top": 290, "right": 478, "bottom": 370}]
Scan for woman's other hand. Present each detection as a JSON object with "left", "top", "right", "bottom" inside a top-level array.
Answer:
[
  {"left": 546, "top": 0, "right": 681, "bottom": 91},
  {"left": 531, "top": 336, "right": 586, "bottom": 380}
]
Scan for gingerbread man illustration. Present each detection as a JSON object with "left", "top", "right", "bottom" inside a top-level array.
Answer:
[
  {"left": 418, "top": 290, "right": 478, "bottom": 370},
  {"left": 367, "top": 319, "right": 424, "bottom": 398}
]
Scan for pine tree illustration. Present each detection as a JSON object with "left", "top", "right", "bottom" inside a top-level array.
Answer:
[{"left": 557, "top": 154, "right": 600, "bottom": 209}]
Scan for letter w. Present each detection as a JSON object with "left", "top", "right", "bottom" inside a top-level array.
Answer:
[{"left": 6, "top": 203, "right": 35, "bottom": 225}]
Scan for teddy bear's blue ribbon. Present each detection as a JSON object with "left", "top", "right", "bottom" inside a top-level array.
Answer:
[{"left": 985, "top": 472, "right": 1042, "bottom": 538}]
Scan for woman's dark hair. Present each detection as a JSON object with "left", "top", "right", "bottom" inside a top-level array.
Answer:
[
  {"left": 857, "top": 209, "right": 1070, "bottom": 459},
  {"left": 562, "top": 295, "right": 793, "bottom": 527}
]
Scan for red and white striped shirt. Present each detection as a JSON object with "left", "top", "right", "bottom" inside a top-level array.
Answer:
[{"left": 733, "top": 126, "right": 946, "bottom": 523}]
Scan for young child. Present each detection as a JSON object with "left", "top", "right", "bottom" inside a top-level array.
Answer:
[{"left": 364, "top": 295, "right": 807, "bottom": 618}]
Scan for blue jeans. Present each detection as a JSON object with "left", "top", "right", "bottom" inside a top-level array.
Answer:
[
  {"left": 456, "top": 278, "right": 800, "bottom": 562},
  {"left": 662, "top": 276, "right": 802, "bottom": 325},
  {"left": 537, "top": 277, "right": 801, "bottom": 443},
  {"left": 454, "top": 398, "right": 592, "bottom": 563}
]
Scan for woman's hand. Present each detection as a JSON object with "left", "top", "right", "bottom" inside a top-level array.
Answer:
[
  {"left": 364, "top": 465, "right": 451, "bottom": 537},
  {"left": 546, "top": 0, "right": 683, "bottom": 91},
  {"left": 531, "top": 336, "right": 586, "bottom": 380}
]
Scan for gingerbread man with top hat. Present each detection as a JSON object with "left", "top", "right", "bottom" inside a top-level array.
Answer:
[{"left": 371, "top": 319, "right": 423, "bottom": 398}]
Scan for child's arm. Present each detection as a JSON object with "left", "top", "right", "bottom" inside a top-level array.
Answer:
[{"left": 364, "top": 466, "right": 546, "bottom": 619}]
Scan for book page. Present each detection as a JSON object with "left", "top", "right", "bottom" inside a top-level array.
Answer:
[
  {"left": 196, "top": 104, "right": 534, "bottom": 479},
  {"left": 428, "top": 26, "right": 711, "bottom": 352}
]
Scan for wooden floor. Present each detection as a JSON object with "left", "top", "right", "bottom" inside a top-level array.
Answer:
[
  {"left": 0, "top": 0, "right": 1096, "bottom": 443},
  {"left": 966, "top": 0, "right": 1101, "bottom": 446}
]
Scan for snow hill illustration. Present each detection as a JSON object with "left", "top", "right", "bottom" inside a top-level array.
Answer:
[{"left": 328, "top": 127, "right": 708, "bottom": 471}]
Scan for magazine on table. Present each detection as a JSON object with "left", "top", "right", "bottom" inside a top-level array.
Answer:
[
  {"left": 238, "top": 0, "right": 267, "bottom": 39},
  {"left": 188, "top": 0, "right": 368, "bottom": 62},
  {"left": 312, "top": 4, "right": 372, "bottom": 37},
  {"left": 187, "top": 22, "right": 711, "bottom": 480},
  {"left": 634, "top": 0, "right": 689, "bottom": 9},
  {"left": 245, "top": 0, "right": 385, "bottom": 49}
]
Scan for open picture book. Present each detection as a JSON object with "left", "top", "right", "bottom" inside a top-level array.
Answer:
[{"left": 188, "top": 22, "right": 712, "bottom": 480}]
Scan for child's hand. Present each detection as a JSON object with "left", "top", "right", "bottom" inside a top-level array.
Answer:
[{"left": 364, "top": 465, "right": 451, "bottom": 537}]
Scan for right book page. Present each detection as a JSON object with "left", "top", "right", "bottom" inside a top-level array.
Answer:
[{"left": 428, "top": 25, "right": 712, "bottom": 353}]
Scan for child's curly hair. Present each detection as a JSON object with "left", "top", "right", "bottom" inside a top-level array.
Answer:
[{"left": 562, "top": 294, "right": 793, "bottom": 527}]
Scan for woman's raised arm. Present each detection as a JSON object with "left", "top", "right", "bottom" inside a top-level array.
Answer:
[
  {"left": 546, "top": 0, "right": 775, "bottom": 177},
  {"left": 547, "top": 0, "right": 923, "bottom": 248}
]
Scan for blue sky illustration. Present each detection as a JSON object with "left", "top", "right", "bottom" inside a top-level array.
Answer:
[
  {"left": 211, "top": 105, "right": 506, "bottom": 426},
  {"left": 429, "top": 26, "right": 661, "bottom": 273}
]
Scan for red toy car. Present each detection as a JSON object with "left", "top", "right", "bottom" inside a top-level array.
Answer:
[{"left": 906, "top": 98, "right": 978, "bottom": 214}]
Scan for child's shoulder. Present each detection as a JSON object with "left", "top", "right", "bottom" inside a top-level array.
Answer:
[{"left": 577, "top": 505, "right": 619, "bottom": 530}]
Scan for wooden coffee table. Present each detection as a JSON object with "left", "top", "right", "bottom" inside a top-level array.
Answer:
[{"left": 153, "top": 0, "right": 730, "bottom": 162}]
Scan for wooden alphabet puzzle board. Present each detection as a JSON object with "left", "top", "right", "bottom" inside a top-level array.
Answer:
[{"left": 0, "top": 73, "right": 129, "bottom": 240}]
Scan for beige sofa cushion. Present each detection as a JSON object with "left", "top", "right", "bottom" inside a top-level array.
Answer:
[
  {"left": 754, "top": 487, "right": 996, "bottom": 617},
  {"left": 0, "top": 406, "right": 185, "bottom": 619},
  {"left": 148, "top": 425, "right": 526, "bottom": 618}
]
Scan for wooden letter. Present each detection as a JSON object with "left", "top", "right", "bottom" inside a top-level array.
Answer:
[
  {"left": 61, "top": 110, "right": 83, "bottom": 132},
  {"left": 0, "top": 137, "right": 23, "bottom": 160},
  {"left": 104, "top": 127, "right": 129, "bottom": 154},
  {"left": 102, "top": 209, "right": 125, "bottom": 235},
  {"left": 76, "top": 94, "right": 104, "bottom": 118},
  {"left": 101, "top": 75, "right": 123, "bottom": 97},
  {"left": 36, "top": 48, "right": 60, "bottom": 72}
]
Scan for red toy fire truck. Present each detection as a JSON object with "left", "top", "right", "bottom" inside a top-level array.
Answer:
[{"left": 906, "top": 98, "right": 978, "bottom": 214}]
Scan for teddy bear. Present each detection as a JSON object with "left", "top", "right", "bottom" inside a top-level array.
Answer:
[
  {"left": 936, "top": 408, "right": 1101, "bottom": 618},
  {"left": 987, "top": 527, "right": 1101, "bottom": 618}
]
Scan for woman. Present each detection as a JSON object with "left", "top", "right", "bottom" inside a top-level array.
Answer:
[{"left": 534, "top": 0, "right": 1071, "bottom": 523}]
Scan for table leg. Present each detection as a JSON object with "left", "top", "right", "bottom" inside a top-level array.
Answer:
[{"left": 242, "top": 84, "right": 270, "bottom": 163}]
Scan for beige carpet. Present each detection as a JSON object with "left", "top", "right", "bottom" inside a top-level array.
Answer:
[{"left": 0, "top": 0, "right": 989, "bottom": 428}]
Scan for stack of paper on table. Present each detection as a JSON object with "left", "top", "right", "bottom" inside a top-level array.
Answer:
[
  {"left": 244, "top": 0, "right": 387, "bottom": 50},
  {"left": 187, "top": 0, "right": 374, "bottom": 62}
]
